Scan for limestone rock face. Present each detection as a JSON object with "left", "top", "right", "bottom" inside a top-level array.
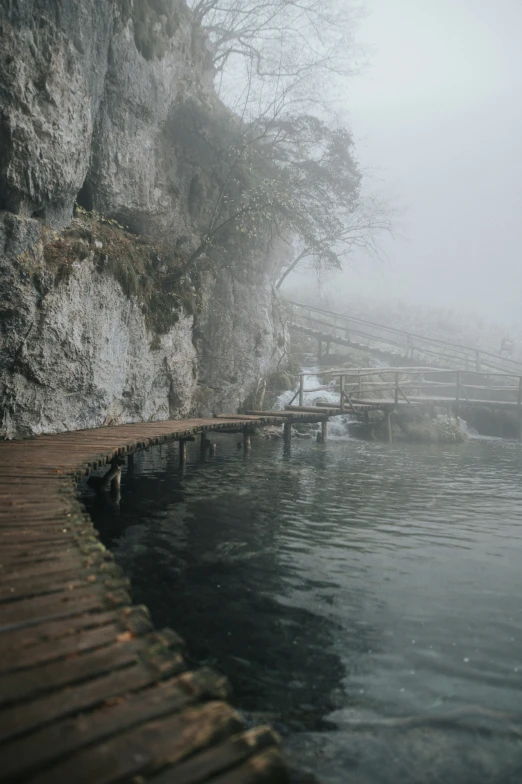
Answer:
[
  {"left": 0, "top": 2, "right": 283, "bottom": 438},
  {"left": 81, "top": 3, "right": 215, "bottom": 238},
  {"left": 0, "top": 0, "right": 114, "bottom": 225},
  {"left": 0, "top": 213, "right": 198, "bottom": 438}
]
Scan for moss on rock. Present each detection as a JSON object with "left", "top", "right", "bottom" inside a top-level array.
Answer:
[{"left": 41, "top": 208, "right": 197, "bottom": 335}]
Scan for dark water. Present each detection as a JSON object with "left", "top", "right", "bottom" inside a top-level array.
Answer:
[{"left": 80, "top": 433, "right": 522, "bottom": 784}]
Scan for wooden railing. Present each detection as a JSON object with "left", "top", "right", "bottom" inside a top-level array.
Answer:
[
  {"left": 285, "top": 367, "right": 522, "bottom": 413},
  {"left": 287, "top": 301, "right": 522, "bottom": 375}
]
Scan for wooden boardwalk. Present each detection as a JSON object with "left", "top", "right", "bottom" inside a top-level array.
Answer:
[
  {"left": 279, "top": 367, "right": 522, "bottom": 417},
  {"left": 0, "top": 413, "right": 325, "bottom": 784},
  {"left": 288, "top": 300, "right": 522, "bottom": 375}
]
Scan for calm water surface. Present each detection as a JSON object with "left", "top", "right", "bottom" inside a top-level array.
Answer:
[{"left": 81, "top": 433, "right": 522, "bottom": 783}]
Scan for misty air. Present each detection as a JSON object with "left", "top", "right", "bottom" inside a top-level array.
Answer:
[{"left": 0, "top": 1, "right": 521, "bottom": 783}]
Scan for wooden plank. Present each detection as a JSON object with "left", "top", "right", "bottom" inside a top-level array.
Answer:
[
  {"left": 0, "top": 560, "right": 122, "bottom": 599},
  {"left": 28, "top": 702, "right": 244, "bottom": 784},
  {"left": 0, "top": 630, "right": 181, "bottom": 705},
  {"left": 0, "top": 659, "right": 184, "bottom": 743},
  {"left": 0, "top": 588, "right": 130, "bottom": 634},
  {"left": 0, "top": 669, "right": 229, "bottom": 781},
  {"left": 201, "top": 748, "right": 287, "bottom": 784},
  {"left": 0, "top": 622, "right": 128, "bottom": 674},
  {"left": 284, "top": 406, "right": 337, "bottom": 415},
  {"left": 147, "top": 728, "right": 281, "bottom": 784},
  {"left": 0, "top": 581, "right": 130, "bottom": 628},
  {"left": 0, "top": 551, "right": 99, "bottom": 576},
  {"left": 0, "top": 607, "right": 136, "bottom": 655}
]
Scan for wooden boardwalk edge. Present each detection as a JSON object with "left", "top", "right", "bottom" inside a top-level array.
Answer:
[{"left": 0, "top": 416, "right": 306, "bottom": 784}]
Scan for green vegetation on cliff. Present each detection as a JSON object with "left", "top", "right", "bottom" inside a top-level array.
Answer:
[{"left": 43, "top": 206, "right": 199, "bottom": 335}]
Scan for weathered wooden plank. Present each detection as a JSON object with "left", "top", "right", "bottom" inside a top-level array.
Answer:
[
  {"left": 0, "top": 630, "right": 181, "bottom": 705},
  {"left": 0, "top": 608, "right": 127, "bottom": 655},
  {"left": 0, "top": 577, "right": 129, "bottom": 622},
  {"left": 0, "top": 622, "right": 127, "bottom": 674},
  {"left": 27, "top": 702, "right": 243, "bottom": 784},
  {"left": 147, "top": 728, "right": 281, "bottom": 784},
  {"left": 0, "top": 551, "right": 101, "bottom": 577},
  {"left": 0, "top": 657, "right": 185, "bottom": 743},
  {"left": 0, "top": 587, "right": 130, "bottom": 634},
  {"left": 0, "top": 669, "right": 229, "bottom": 781},
  {"left": 0, "top": 552, "right": 114, "bottom": 583},
  {"left": 0, "top": 566, "right": 123, "bottom": 605},
  {"left": 203, "top": 748, "right": 288, "bottom": 784}
]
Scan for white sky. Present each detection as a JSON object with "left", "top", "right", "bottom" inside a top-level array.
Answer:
[{"left": 319, "top": 0, "right": 522, "bottom": 325}]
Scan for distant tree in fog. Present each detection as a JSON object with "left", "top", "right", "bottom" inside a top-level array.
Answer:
[
  {"left": 188, "top": 0, "right": 363, "bottom": 88},
  {"left": 180, "top": 0, "right": 391, "bottom": 285}
]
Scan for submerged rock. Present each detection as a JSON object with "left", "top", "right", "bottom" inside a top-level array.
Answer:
[{"left": 394, "top": 412, "right": 467, "bottom": 443}]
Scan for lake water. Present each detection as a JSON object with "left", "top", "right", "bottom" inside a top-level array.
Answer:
[{"left": 81, "top": 430, "right": 522, "bottom": 783}]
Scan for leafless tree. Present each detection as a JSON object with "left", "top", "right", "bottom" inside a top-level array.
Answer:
[
  {"left": 188, "top": 0, "right": 365, "bottom": 113},
  {"left": 169, "top": 96, "right": 390, "bottom": 285},
  {"left": 174, "top": 1, "right": 391, "bottom": 287}
]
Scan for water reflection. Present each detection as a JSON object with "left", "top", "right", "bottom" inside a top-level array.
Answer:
[{"left": 81, "top": 434, "right": 522, "bottom": 783}]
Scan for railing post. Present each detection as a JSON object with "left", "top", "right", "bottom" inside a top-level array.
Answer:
[
  {"left": 340, "top": 375, "right": 345, "bottom": 413},
  {"left": 322, "top": 417, "right": 328, "bottom": 443},
  {"left": 394, "top": 373, "right": 399, "bottom": 405},
  {"left": 299, "top": 374, "right": 305, "bottom": 407},
  {"left": 475, "top": 350, "right": 480, "bottom": 373}
]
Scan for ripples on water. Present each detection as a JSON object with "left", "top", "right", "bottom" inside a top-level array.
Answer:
[{"left": 81, "top": 433, "right": 522, "bottom": 784}]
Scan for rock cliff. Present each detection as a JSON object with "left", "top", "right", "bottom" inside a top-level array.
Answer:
[{"left": 0, "top": 0, "right": 283, "bottom": 438}]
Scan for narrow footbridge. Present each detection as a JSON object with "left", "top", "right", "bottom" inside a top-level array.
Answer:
[
  {"left": 247, "top": 366, "right": 522, "bottom": 441},
  {"left": 0, "top": 412, "right": 330, "bottom": 784},
  {"left": 288, "top": 300, "right": 522, "bottom": 375}
]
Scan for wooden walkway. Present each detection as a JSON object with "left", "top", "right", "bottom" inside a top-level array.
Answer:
[
  {"left": 288, "top": 300, "right": 522, "bottom": 375},
  {"left": 279, "top": 367, "right": 522, "bottom": 418},
  {"left": 0, "top": 413, "right": 326, "bottom": 784}
]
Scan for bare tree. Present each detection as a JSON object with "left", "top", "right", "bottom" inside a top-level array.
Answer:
[
  {"left": 174, "top": 1, "right": 391, "bottom": 288},
  {"left": 188, "top": 0, "right": 365, "bottom": 112},
  {"left": 168, "top": 97, "right": 389, "bottom": 286},
  {"left": 274, "top": 196, "right": 393, "bottom": 290}
]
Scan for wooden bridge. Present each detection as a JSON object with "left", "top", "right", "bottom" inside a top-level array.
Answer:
[
  {"left": 0, "top": 411, "right": 332, "bottom": 784},
  {"left": 288, "top": 300, "right": 522, "bottom": 375},
  {"left": 247, "top": 366, "right": 522, "bottom": 442}
]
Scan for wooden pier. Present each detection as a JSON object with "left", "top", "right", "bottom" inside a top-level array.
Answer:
[{"left": 0, "top": 412, "right": 327, "bottom": 784}]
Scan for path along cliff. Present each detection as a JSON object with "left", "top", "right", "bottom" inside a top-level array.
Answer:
[{"left": 0, "top": 0, "right": 285, "bottom": 439}]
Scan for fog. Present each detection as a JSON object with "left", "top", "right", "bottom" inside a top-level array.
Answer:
[{"left": 288, "top": 0, "right": 522, "bottom": 326}]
